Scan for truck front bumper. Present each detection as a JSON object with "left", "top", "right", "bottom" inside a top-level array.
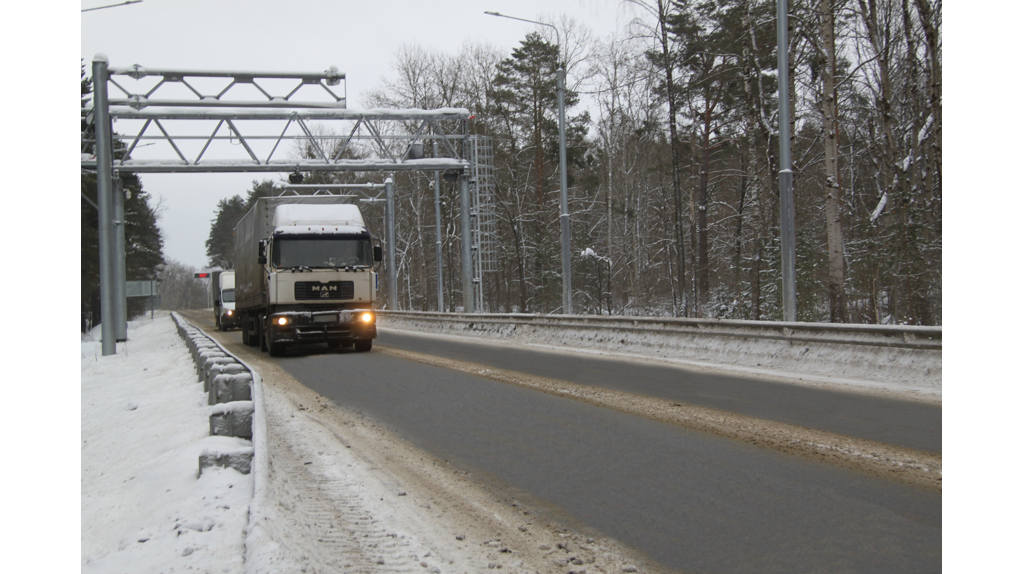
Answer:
[{"left": 268, "top": 309, "right": 376, "bottom": 344}]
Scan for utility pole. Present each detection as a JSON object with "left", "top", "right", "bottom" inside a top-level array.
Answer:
[
  {"left": 776, "top": 0, "right": 797, "bottom": 321},
  {"left": 557, "top": 67, "right": 572, "bottom": 314}
]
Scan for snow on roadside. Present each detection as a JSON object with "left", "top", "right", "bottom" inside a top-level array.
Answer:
[{"left": 81, "top": 312, "right": 252, "bottom": 573}]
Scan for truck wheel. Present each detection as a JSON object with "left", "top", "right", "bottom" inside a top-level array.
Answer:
[
  {"left": 268, "top": 329, "right": 286, "bottom": 357},
  {"left": 354, "top": 339, "right": 372, "bottom": 352}
]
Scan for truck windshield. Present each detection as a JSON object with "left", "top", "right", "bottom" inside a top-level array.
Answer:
[
  {"left": 222, "top": 289, "right": 235, "bottom": 303},
  {"left": 272, "top": 237, "right": 373, "bottom": 269}
]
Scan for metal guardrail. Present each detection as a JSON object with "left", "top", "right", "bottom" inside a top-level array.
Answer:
[{"left": 378, "top": 311, "right": 941, "bottom": 350}]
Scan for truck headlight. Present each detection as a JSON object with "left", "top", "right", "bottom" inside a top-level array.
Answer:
[
  {"left": 226, "top": 310, "right": 233, "bottom": 316},
  {"left": 276, "top": 316, "right": 289, "bottom": 326},
  {"left": 360, "top": 312, "right": 374, "bottom": 323}
]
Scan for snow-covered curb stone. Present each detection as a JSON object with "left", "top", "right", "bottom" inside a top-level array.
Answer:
[
  {"left": 210, "top": 372, "right": 253, "bottom": 405},
  {"left": 206, "top": 362, "right": 248, "bottom": 393},
  {"left": 209, "top": 401, "right": 255, "bottom": 439},
  {"left": 169, "top": 313, "right": 277, "bottom": 574},
  {"left": 198, "top": 447, "right": 255, "bottom": 476},
  {"left": 171, "top": 313, "right": 257, "bottom": 472}
]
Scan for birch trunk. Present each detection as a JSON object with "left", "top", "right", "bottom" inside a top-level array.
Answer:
[{"left": 820, "top": 0, "right": 847, "bottom": 322}]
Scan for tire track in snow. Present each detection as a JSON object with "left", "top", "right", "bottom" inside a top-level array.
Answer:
[{"left": 262, "top": 396, "right": 426, "bottom": 573}]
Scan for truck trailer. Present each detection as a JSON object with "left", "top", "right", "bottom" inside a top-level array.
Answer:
[
  {"left": 214, "top": 271, "right": 240, "bottom": 331},
  {"left": 234, "top": 195, "right": 381, "bottom": 356}
]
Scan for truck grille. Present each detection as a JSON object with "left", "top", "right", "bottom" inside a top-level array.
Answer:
[{"left": 294, "top": 281, "right": 354, "bottom": 300}]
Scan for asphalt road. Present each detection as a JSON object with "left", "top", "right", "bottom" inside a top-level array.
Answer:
[
  {"left": 184, "top": 312, "right": 940, "bottom": 572},
  {"left": 376, "top": 329, "right": 942, "bottom": 454},
  {"left": 275, "top": 347, "right": 940, "bottom": 573}
]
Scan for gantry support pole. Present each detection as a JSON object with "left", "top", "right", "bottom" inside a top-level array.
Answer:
[
  {"left": 93, "top": 55, "right": 117, "bottom": 356},
  {"left": 113, "top": 174, "right": 128, "bottom": 341},
  {"left": 385, "top": 177, "right": 397, "bottom": 311},
  {"left": 433, "top": 142, "right": 444, "bottom": 312},
  {"left": 459, "top": 174, "right": 474, "bottom": 313}
]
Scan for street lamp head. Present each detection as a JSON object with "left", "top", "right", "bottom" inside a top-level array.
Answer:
[{"left": 484, "top": 10, "right": 561, "bottom": 58}]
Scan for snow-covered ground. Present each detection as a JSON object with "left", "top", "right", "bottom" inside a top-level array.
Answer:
[{"left": 81, "top": 314, "right": 252, "bottom": 573}]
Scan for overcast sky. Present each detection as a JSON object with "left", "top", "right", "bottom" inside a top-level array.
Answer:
[{"left": 81, "top": 0, "right": 634, "bottom": 270}]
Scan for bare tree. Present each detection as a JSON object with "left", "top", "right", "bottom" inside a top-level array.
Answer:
[{"left": 157, "top": 260, "right": 209, "bottom": 310}]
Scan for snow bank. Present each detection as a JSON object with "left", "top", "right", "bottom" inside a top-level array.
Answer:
[{"left": 81, "top": 313, "right": 252, "bottom": 573}]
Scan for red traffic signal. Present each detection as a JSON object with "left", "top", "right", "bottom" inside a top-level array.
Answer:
[{"left": 194, "top": 272, "right": 211, "bottom": 278}]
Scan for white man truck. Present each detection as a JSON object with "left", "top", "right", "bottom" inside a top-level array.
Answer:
[
  {"left": 234, "top": 196, "right": 381, "bottom": 356},
  {"left": 213, "top": 271, "right": 239, "bottom": 331}
]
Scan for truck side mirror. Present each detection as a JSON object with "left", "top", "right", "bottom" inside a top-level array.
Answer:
[
  {"left": 373, "top": 246, "right": 383, "bottom": 263},
  {"left": 258, "top": 240, "right": 267, "bottom": 265}
]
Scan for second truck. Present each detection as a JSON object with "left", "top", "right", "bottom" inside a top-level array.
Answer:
[
  {"left": 213, "top": 270, "right": 240, "bottom": 331},
  {"left": 234, "top": 195, "right": 381, "bottom": 356}
]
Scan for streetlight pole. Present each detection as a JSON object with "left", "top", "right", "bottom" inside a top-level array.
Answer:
[
  {"left": 776, "top": 0, "right": 797, "bottom": 321},
  {"left": 484, "top": 11, "right": 573, "bottom": 314}
]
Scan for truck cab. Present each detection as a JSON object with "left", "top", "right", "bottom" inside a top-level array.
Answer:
[
  {"left": 235, "top": 199, "right": 381, "bottom": 356},
  {"left": 216, "top": 271, "right": 239, "bottom": 331}
]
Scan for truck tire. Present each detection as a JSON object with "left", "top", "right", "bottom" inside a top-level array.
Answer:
[
  {"left": 267, "top": 328, "right": 286, "bottom": 357},
  {"left": 354, "top": 339, "right": 372, "bottom": 352},
  {"left": 241, "top": 317, "right": 250, "bottom": 345}
]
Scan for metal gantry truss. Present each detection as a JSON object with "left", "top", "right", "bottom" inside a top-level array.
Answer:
[
  {"left": 81, "top": 63, "right": 470, "bottom": 174},
  {"left": 83, "top": 56, "right": 481, "bottom": 355}
]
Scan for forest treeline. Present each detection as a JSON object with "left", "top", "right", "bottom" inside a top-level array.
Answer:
[{"left": 205, "top": 0, "right": 940, "bottom": 325}]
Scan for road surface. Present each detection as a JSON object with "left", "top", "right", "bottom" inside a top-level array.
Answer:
[{"left": 182, "top": 310, "right": 941, "bottom": 573}]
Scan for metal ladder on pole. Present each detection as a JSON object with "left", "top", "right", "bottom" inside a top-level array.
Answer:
[{"left": 468, "top": 135, "right": 498, "bottom": 312}]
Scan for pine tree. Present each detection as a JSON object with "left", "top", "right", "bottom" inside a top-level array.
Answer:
[
  {"left": 488, "top": 32, "right": 589, "bottom": 311},
  {"left": 205, "top": 195, "right": 248, "bottom": 269}
]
